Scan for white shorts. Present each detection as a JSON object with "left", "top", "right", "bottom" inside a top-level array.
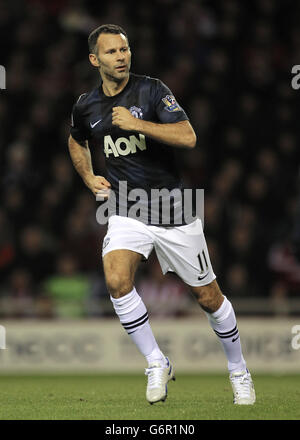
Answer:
[{"left": 102, "top": 216, "right": 216, "bottom": 287}]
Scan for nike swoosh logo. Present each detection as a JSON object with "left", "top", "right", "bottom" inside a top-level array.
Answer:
[
  {"left": 90, "top": 119, "right": 102, "bottom": 128},
  {"left": 232, "top": 336, "right": 240, "bottom": 342},
  {"left": 198, "top": 272, "right": 209, "bottom": 280}
]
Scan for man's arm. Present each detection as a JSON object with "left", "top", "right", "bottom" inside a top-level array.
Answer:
[
  {"left": 68, "top": 135, "right": 111, "bottom": 196},
  {"left": 112, "top": 107, "right": 197, "bottom": 148}
]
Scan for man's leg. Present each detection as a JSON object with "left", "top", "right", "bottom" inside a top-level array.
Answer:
[
  {"left": 190, "top": 279, "right": 255, "bottom": 404},
  {"left": 151, "top": 219, "right": 254, "bottom": 404},
  {"left": 103, "top": 249, "right": 175, "bottom": 404},
  {"left": 190, "top": 280, "right": 246, "bottom": 373},
  {"left": 103, "top": 249, "right": 165, "bottom": 366}
]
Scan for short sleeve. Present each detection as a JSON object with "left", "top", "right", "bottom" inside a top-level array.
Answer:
[
  {"left": 70, "top": 97, "right": 89, "bottom": 142},
  {"left": 152, "top": 79, "right": 189, "bottom": 124}
]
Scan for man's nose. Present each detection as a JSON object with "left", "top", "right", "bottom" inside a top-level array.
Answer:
[{"left": 117, "top": 51, "right": 125, "bottom": 60}]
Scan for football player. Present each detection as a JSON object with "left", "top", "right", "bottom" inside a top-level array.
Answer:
[{"left": 68, "top": 24, "right": 255, "bottom": 405}]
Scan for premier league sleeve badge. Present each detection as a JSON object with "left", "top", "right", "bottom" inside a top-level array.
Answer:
[{"left": 162, "top": 95, "right": 181, "bottom": 112}]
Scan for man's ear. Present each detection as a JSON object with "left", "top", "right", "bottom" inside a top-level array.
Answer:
[{"left": 89, "top": 53, "right": 101, "bottom": 68}]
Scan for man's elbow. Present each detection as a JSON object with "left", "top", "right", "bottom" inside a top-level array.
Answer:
[{"left": 186, "top": 131, "right": 197, "bottom": 148}]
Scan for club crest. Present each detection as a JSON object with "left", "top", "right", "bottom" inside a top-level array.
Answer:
[{"left": 129, "top": 106, "right": 143, "bottom": 119}]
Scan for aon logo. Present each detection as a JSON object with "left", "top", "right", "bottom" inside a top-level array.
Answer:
[{"left": 104, "top": 134, "right": 147, "bottom": 158}]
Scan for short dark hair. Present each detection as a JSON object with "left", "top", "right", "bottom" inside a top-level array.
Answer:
[{"left": 88, "top": 24, "right": 128, "bottom": 54}]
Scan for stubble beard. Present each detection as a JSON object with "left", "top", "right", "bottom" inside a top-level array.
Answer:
[
  {"left": 99, "top": 57, "right": 130, "bottom": 84},
  {"left": 104, "top": 70, "right": 129, "bottom": 84}
]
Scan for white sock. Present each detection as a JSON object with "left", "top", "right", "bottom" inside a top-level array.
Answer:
[
  {"left": 205, "top": 296, "right": 247, "bottom": 373},
  {"left": 110, "top": 287, "right": 165, "bottom": 366}
]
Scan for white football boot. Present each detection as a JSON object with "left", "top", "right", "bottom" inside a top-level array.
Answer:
[
  {"left": 229, "top": 369, "right": 256, "bottom": 405},
  {"left": 145, "top": 357, "right": 175, "bottom": 404}
]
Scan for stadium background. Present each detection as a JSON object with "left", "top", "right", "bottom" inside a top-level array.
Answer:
[{"left": 0, "top": 0, "right": 300, "bottom": 374}]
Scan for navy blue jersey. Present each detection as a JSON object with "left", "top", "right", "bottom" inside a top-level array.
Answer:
[{"left": 70, "top": 73, "right": 190, "bottom": 225}]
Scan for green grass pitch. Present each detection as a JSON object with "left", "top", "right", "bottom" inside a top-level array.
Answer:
[{"left": 0, "top": 374, "right": 299, "bottom": 420}]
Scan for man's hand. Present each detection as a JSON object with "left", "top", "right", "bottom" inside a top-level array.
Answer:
[
  {"left": 112, "top": 106, "right": 139, "bottom": 131},
  {"left": 84, "top": 175, "right": 111, "bottom": 198}
]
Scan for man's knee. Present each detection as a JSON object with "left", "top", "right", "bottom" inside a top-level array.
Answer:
[
  {"left": 105, "top": 271, "right": 133, "bottom": 298},
  {"left": 103, "top": 250, "right": 141, "bottom": 298}
]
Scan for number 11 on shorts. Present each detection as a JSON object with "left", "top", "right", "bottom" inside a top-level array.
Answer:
[{"left": 197, "top": 250, "right": 209, "bottom": 280}]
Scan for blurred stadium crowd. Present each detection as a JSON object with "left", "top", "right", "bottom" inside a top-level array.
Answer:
[{"left": 0, "top": 0, "right": 299, "bottom": 318}]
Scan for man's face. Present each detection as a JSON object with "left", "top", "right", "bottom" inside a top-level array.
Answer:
[{"left": 92, "top": 33, "right": 131, "bottom": 82}]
